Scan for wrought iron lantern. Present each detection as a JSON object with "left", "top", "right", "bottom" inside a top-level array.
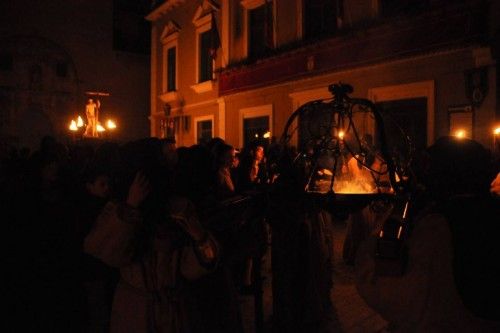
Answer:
[{"left": 279, "top": 83, "right": 409, "bottom": 210}]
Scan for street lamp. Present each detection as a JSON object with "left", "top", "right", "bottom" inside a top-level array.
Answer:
[
  {"left": 494, "top": 126, "right": 500, "bottom": 155},
  {"left": 454, "top": 129, "right": 466, "bottom": 139}
]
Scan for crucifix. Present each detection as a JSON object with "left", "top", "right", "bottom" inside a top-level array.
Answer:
[{"left": 84, "top": 91, "right": 110, "bottom": 137}]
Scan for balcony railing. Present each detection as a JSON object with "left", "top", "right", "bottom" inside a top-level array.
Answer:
[{"left": 219, "top": 1, "right": 488, "bottom": 95}]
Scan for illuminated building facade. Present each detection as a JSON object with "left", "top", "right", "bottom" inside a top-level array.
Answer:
[{"left": 148, "top": 0, "right": 499, "bottom": 151}]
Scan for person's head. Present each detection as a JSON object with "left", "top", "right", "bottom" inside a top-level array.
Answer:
[
  {"left": 88, "top": 98, "right": 93, "bottom": 104},
  {"left": 41, "top": 158, "right": 60, "bottom": 186},
  {"left": 232, "top": 149, "right": 240, "bottom": 169},
  {"left": 206, "top": 137, "right": 226, "bottom": 161},
  {"left": 215, "top": 143, "right": 235, "bottom": 169},
  {"left": 422, "top": 136, "right": 493, "bottom": 201},
  {"left": 173, "top": 144, "right": 213, "bottom": 202},
  {"left": 40, "top": 135, "right": 57, "bottom": 155},
  {"left": 117, "top": 138, "right": 166, "bottom": 204},
  {"left": 86, "top": 173, "right": 111, "bottom": 199},
  {"left": 162, "top": 137, "right": 176, "bottom": 151},
  {"left": 360, "top": 133, "right": 376, "bottom": 152},
  {"left": 160, "top": 137, "right": 177, "bottom": 168},
  {"left": 253, "top": 145, "right": 265, "bottom": 162}
]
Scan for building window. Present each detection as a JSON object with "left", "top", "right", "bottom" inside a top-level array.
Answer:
[
  {"left": 195, "top": 116, "right": 214, "bottom": 145},
  {"left": 243, "top": 116, "right": 269, "bottom": 146},
  {"left": 55, "top": 62, "right": 67, "bottom": 78},
  {"left": 166, "top": 46, "right": 176, "bottom": 91},
  {"left": 0, "top": 54, "right": 13, "bottom": 71},
  {"left": 0, "top": 93, "right": 11, "bottom": 130},
  {"left": 199, "top": 29, "right": 213, "bottom": 83},
  {"left": 192, "top": 1, "right": 220, "bottom": 91},
  {"left": 303, "top": 0, "right": 338, "bottom": 40},
  {"left": 368, "top": 80, "right": 435, "bottom": 148},
  {"left": 379, "top": 0, "right": 429, "bottom": 17},
  {"left": 247, "top": 2, "right": 273, "bottom": 60},
  {"left": 239, "top": 104, "right": 273, "bottom": 148},
  {"left": 377, "top": 98, "right": 428, "bottom": 157},
  {"left": 161, "top": 21, "right": 180, "bottom": 96}
]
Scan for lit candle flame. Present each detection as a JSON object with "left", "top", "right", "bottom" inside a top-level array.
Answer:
[
  {"left": 338, "top": 130, "right": 345, "bottom": 139},
  {"left": 97, "top": 123, "right": 106, "bottom": 132},
  {"left": 263, "top": 131, "right": 271, "bottom": 139},
  {"left": 494, "top": 127, "right": 500, "bottom": 136},
  {"left": 69, "top": 120, "right": 78, "bottom": 131},
  {"left": 106, "top": 119, "right": 117, "bottom": 129},
  {"left": 77, "top": 116, "right": 84, "bottom": 127}
]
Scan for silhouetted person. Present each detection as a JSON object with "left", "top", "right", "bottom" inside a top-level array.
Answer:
[{"left": 356, "top": 136, "right": 500, "bottom": 332}]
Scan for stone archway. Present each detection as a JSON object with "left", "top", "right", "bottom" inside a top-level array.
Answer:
[{"left": 0, "top": 35, "right": 80, "bottom": 148}]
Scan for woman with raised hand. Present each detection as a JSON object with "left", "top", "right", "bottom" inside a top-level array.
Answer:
[{"left": 84, "top": 139, "right": 219, "bottom": 333}]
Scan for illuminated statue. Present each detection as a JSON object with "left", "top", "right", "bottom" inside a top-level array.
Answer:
[{"left": 84, "top": 98, "right": 100, "bottom": 137}]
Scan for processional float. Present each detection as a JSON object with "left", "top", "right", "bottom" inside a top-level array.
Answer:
[{"left": 277, "top": 83, "right": 415, "bottom": 273}]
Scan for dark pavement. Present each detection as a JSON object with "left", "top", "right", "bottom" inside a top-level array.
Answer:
[{"left": 240, "top": 218, "right": 388, "bottom": 333}]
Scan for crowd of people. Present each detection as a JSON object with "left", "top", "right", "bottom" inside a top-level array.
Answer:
[
  {"left": 1, "top": 133, "right": 499, "bottom": 332},
  {"left": 2, "top": 135, "right": 272, "bottom": 333}
]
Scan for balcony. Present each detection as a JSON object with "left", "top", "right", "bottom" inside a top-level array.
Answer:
[{"left": 219, "top": 1, "right": 488, "bottom": 95}]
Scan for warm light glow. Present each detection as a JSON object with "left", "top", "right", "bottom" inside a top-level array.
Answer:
[
  {"left": 255, "top": 134, "right": 259, "bottom": 138},
  {"left": 454, "top": 129, "right": 466, "bottom": 139},
  {"left": 96, "top": 123, "right": 106, "bottom": 132},
  {"left": 338, "top": 130, "right": 345, "bottom": 139},
  {"left": 106, "top": 119, "right": 117, "bottom": 129},
  {"left": 263, "top": 131, "right": 271, "bottom": 139},
  {"left": 333, "top": 179, "right": 376, "bottom": 194},
  {"left": 77, "top": 116, "right": 84, "bottom": 127},
  {"left": 69, "top": 120, "right": 78, "bottom": 131},
  {"left": 494, "top": 127, "right": 500, "bottom": 136}
]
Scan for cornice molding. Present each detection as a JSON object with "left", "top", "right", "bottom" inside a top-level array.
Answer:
[
  {"left": 240, "top": 0, "right": 266, "bottom": 10},
  {"left": 161, "top": 21, "right": 181, "bottom": 44},
  {"left": 146, "top": 0, "right": 185, "bottom": 22},
  {"left": 193, "top": 0, "right": 220, "bottom": 27}
]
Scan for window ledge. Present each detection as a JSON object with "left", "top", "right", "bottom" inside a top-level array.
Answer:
[
  {"left": 241, "top": 0, "right": 266, "bottom": 10},
  {"left": 159, "top": 91, "right": 179, "bottom": 103},
  {"left": 190, "top": 80, "right": 214, "bottom": 93}
]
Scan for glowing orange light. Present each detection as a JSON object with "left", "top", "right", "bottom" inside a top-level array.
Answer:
[
  {"left": 69, "top": 120, "right": 78, "bottom": 131},
  {"left": 76, "top": 116, "right": 84, "bottom": 127},
  {"left": 97, "top": 123, "right": 106, "bottom": 132},
  {"left": 494, "top": 127, "right": 500, "bottom": 136},
  {"left": 263, "top": 131, "right": 271, "bottom": 139},
  {"left": 338, "top": 130, "right": 345, "bottom": 139},
  {"left": 454, "top": 129, "right": 466, "bottom": 139},
  {"left": 106, "top": 119, "right": 117, "bottom": 129}
]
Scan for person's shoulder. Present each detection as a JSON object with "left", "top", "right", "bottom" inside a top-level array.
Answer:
[{"left": 412, "top": 211, "right": 450, "bottom": 243}]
